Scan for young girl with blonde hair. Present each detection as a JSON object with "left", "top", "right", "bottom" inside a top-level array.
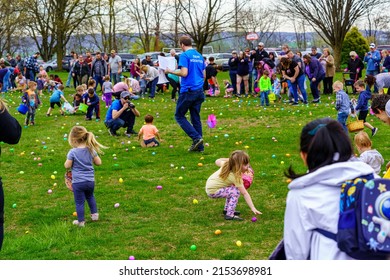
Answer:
[
  {"left": 64, "top": 126, "right": 106, "bottom": 227},
  {"left": 354, "top": 131, "right": 384, "bottom": 175},
  {"left": 205, "top": 150, "right": 262, "bottom": 221}
]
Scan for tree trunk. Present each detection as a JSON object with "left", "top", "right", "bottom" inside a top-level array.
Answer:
[{"left": 332, "top": 43, "right": 342, "bottom": 72}]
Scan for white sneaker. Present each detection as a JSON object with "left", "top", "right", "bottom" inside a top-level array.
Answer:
[
  {"left": 91, "top": 213, "right": 99, "bottom": 221},
  {"left": 73, "top": 220, "right": 85, "bottom": 227}
]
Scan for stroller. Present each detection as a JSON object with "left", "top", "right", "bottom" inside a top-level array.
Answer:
[{"left": 342, "top": 72, "right": 358, "bottom": 94}]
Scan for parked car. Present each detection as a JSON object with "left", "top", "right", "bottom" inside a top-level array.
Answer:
[
  {"left": 377, "top": 45, "right": 390, "bottom": 52},
  {"left": 138, "top": 52, "right": 162, "bottom": 66},
  {"left": 208, "top": 53, "right": 231, "bottom": 67},
  {"left": 117, "top": 53, "right": 137, "bottom": 72},
  {"left": 40, "top": 58, "right": 57, "bottom": 72},
  {"left": 61, "top": 55, "right": 74, "bottom": 71}
]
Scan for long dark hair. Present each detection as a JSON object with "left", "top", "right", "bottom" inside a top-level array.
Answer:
[{"left": 286, "top": 118, "right": 353, "bottom": 179}]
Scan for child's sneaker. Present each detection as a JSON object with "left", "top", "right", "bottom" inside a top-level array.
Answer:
[
  {"left": 224, "top": 215, "right": 243, "bottom": 221},
  {"left": 372, "top": 127, "right": 378, "bottom": 136},
  {"left": 91, "top": 213, "right": 99, "bottom": 221},
  {"left": 73, "top": 220, "right": 85, "bottom": 227}
]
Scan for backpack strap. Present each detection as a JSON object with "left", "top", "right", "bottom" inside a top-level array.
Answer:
[{"left": 314, "top": 228, "right": 337, "bottom": 241}]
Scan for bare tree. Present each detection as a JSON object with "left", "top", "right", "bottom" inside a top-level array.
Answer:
[
  {"left": 364, "top": 6, "right": 388, "bottom": 43},
  {"left": 126, "top": 0, "right": 168, "bottom": 52},
  {"left": 292, "top": 18, "right": 307, "bottom": 50},
  {"left": 162, "top": 0, "right": 182, "bottom": 48},
  {"left": 237, "top": 5, "right": 281, "bottom": 47},
  {"left": 177, "top": 0, "right": 245, "bottom": 53},
  {"left": 277, "top": 0, "right": 385, "bottom": 70},
  {"left": 21, "top": 0, "right": 95, "bottom": 68}
]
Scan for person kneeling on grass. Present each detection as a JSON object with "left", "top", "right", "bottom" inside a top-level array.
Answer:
[
  {"left": 138, "top": 114, "right": 161, "bottom": 147},
  {"left": 104, "top": 91, "right": 140, "bottom": 137},
  {"left": 205, "top": 150, "right": 262, "bottom": 221}
]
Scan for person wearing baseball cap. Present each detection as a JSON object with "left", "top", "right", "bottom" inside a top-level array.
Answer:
[
  {"left": 104, "top": 90, "right": 140, "bottom": 136},
  {"left": 364, "top": 43, "right": 381, "bottom": 92}
]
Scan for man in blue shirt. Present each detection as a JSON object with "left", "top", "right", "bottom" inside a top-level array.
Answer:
[
  {"left": 165, "top": 36, "right": 205, "bottom": 152},
  {"left": 105, "top": 91, "right": 140, "bottom": 136},
  {"left": 364, "top": 43, "right": 381, "bottom": 92}
]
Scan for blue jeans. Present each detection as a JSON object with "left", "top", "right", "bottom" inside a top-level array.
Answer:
[
  {"left": 260, "top": 90, "right": 270, "bottom": 106},
  {"left": 149, "top": 77, "right": 159, "bottom": 98},
  {"left": 139, "top": 79, "right": 147, "bottom": 95},
  {"left": 65, "top": 71, "right": 72, "bottom": 87},
  {"left": 309, "top": 73, "right": 325, "bottom": 100},
  {"left": 2, "top": 70, "right": 11, "bottom": 92},
  {"left": 73, "top": 181, "right": 97, "bottom": 222},
  {"left": 93, "top": 75, "right": 104, "bottom": 91},
  {"left": 296, "top": 74, "right": 308, "bottom": 102},
  {"left": 287, "top": 80, "right": 298, "bottom": 103},
  {"left": 144, "top": 137, "right": 160, "bottom": 146},
  {"left": 337, "top": 112, "right": 349, "bottom": 133},
  {"left": 27, "top": 69, "right": 35, "bottom": 81},
  {"left": 175, "top": 88, "right": 205, "bottom": 147},
  {"left": 229, "top": 70, "right": 237, "bottom": 95},
  {"left": 111, "top": 73, "right": 121, "bottom": 85}
]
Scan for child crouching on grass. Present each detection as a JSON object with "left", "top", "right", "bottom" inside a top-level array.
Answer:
[
  {"left": 205, "top": 150, "right": 262, "bottom": 221},
  {"left": 64, "top": 126, "right": 106, "bottom": 227},
  {"left": 138, "top": 114, "right": 161, "bottom": 147},
  {"left": 354, "top": 131, "right": 384, "bottom": 175}
]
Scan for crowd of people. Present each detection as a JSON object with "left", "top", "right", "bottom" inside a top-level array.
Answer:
[{"left": 2, "top": 36, "right": 390, "bottom": 260}]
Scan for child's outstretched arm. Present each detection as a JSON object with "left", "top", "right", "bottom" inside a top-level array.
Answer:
[
  {"left": 238, "top": 186, "right": 262, "bottom": 215},
  {"left": 155, "top": 131, "right": 161, "bottom": 141},
  {"left": 215, "top": 158, "right": 229, "bottom": 167},
  {"left": 61, "top": 94, "right": 69, "bottom": 103}
]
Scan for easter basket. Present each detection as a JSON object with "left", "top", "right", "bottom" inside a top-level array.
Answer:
[
  {"left": 17, "top": 103, "right": 28, "bottom": 115},
  {"left": 64, "top": 170, "right": 73, "bottom": 192},
  {"left": 347, "top": 116, "right": 364, "bottom": 132},
  {"left": 242, "top": 166, "right": 254, "bottom": 189},
  {"left": 78, "top": 103, "right": 88, "bottom": 113}
]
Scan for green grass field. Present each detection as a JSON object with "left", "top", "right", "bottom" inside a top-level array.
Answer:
[{"left": 0, "top": 70, "right": 389, "bottom": 260}]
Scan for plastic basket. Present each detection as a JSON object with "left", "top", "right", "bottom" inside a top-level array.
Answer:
[
  {"left": 347, "top": 116, "right": 364, "bottom": 132},
  {"left": 78, "top": 103, "right": 88, "bottom": 113},
  {"left": 62, "top": 102, "right": 75, "bottom": 114},
  {"left": 64, "top": 170, "right": 73, "bottom": 192},
  {"left": 17, "top": 104, "right": 28, "bottom": 115}
]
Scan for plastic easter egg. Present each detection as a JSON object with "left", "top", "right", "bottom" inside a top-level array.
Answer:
[
  {"left": 51, "top": 175, "right": 56, "bottom": 179},
  {"left": 72, "top": 212, "right": 77, "bottom": 217},
  {"left": 215, "top": 229, "right": 222, "bottom": 235},
  {"left": 156, "top": 185, "right": 163, "bottom": 190},
  {"left": 190, "top": 245, "right": 197, "bottom": 251},
  {"left": 128, "top": 256, "right": 135, "bottom": 260},
  {"left": 251, "top": 217, "right": 257, "bottom": 222},
  {"left": 48, "top": 189, "right": 53, "bottom": 194},
  {"left": 119, "top": 178, "right": 124, "bottom": 183},
  {"left": 236, "top": 240, "right": 242, "bottom": 247},
  {"left": 114, "top": 203, "right": 120, "bottom": 208},
  {"left": 193, "top": 199, "right": 198, "bottom": 204}
]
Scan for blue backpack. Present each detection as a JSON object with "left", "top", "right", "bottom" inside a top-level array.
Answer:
[{"left": 316, "top": 176, "right": 390, "bottom": 260}]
